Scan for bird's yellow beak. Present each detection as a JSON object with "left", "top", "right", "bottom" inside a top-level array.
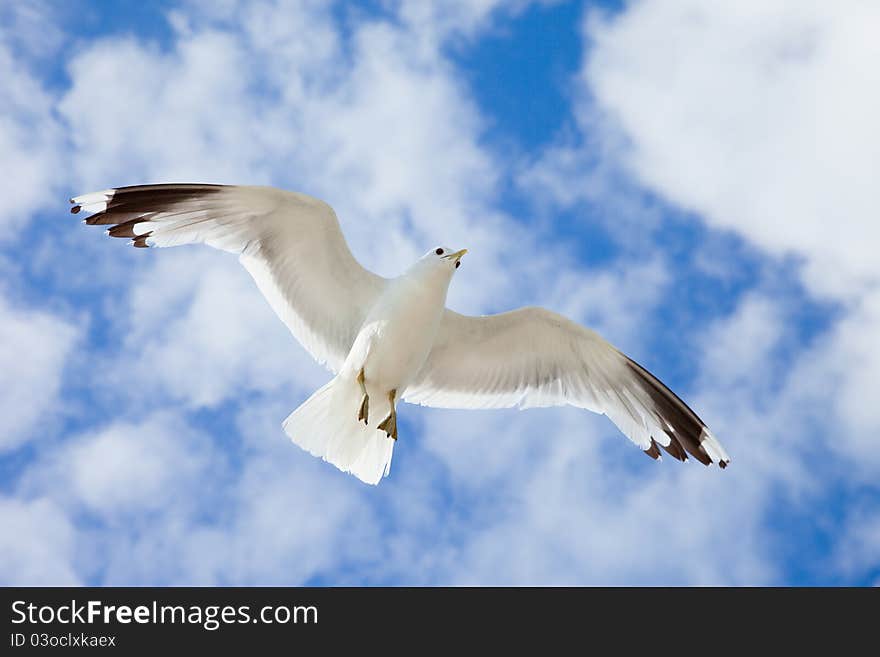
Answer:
[{"left": 445, "top": 248, "right": 468, "bottom": 263}]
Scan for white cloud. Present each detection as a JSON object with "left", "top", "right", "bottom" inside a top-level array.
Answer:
[
  {"left": 834, "top": 505, "right": 880, "bottom": 582},
  {"left": 60, "top": 31, "right": 271, "bottom": 188},
  {"left": 783, "top": 289, "right": 880, "bottom": 472},
  {"left": 217, "top": 451, "right": 379, "bottom": 585},
  {"left": 577, "top": 0, "right": 880, "bottom": 473},
  {"left": 18, "top": 1, "right": 558, "bottom": 585},
  {"left": 698, "top": 292, "right": 785, "bottom": 395},
  {"left": 0, "top": 293, "right": 78, "bottom": 452},
  {"left": 0, "top": 496, "right": 80, "bottom": 585},
  {"left": 54, "top": 0, "right": 561, "bottom": 412},
  {"left": 13, "top": 399, "right": 381, "bottom": 586},
  {"left": 20, "top": 413, "right": 221, "bottom": 518},
  {"left": 512, "top": 0, "right": 880, "bottom": 585},
  {"left": 374, "top": 401, "right": 775, "bottom": 585},
  {"left": 0, "top": 43, "right": 62, "bottom": 235},
  {"left": 3, "top": 0, "right": 876, "bottom": 587},
  {"left": 40, "top": 2, "right": 773, "bottom": 586},
  {"left": 118, "top": 250, "right": 323, "bottom": 408},
  {"left": 12, "top": 413, "right": 231, "bottom": 584},
  {"left": 583, "top": 0, "right": 880, "bottom": 300},
  {"left": 0, "top": 2, "right": 63, "bottom": 63},
  {"left": 546, "top": 256, "right": 670, "bottom": 350},
  {"left": 66, "top": 416, "right": 216, "bottom": 516}
]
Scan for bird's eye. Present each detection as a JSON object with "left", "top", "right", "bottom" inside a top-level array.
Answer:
[
  {"left": 455, "top": 261, "right": 460, "bottom": 268},
  {"left": 435, "top": 248, "right": 444, "bottom": 255}
]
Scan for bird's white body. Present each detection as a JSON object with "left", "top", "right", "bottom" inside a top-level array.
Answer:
[
  {"left": 71, "top": 183, "right": 731, "bottom": 486},
  {"left": 344, "top": 260, "right": 451, "bottom": 394},
  {"left": 283, "top": 252, "right": 459, "bottom": 483}
]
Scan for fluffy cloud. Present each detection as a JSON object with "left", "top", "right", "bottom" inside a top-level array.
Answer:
[
  {"left": 0, "top": 496, "right": 80, "bottom": 585},
  {"left": 785, "top": 290, "right": 880, "bottom": 473},
  {"left": 834, "top": 506, "right": 880, "bottom": 585},
  {"left": 517, "top": 0, "right": 880, "bottom": 583},
  {"left": 47, "top": 415, "right": 218, "bottom": 516},
  {"left": 0, "top": 41, "right": 62, "bottom": 235},
  {"left": 118, "top": 250, "right": 321, "bottom": 408},
  {"left": 1, "top": 0, "right": 877, "bottom": 587},
  {"left": 53, "top": 0, "right": 557, "bottom": 413},
  {"left": 0, "top": 293, "right": 79, "bottom": 452},
  {"left": 42, "top": 0, "right": 729, "bottom": 587},
  {"left": 4, "top": 0, "right": 553, "bottom": 585},
  {"left": 571, "top": 0, "right": 880, "bottom": 471},
  {"left": 584, "top": 0, "right": 880, "bottom": 300}
]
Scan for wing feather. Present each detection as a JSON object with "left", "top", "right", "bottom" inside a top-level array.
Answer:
[
  {"left": 404, "top": 307, "right": 730, "bottom": 468},
  {"left": 71, "top": 183, "right": 385, "bottom": 372}
]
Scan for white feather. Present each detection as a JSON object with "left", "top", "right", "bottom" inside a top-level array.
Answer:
[
  {"left": 283, "top": 375, "right": 394, "bottom": 485},
  {"left": 71, "top": 190, "right": 114, "bottom": 206}
]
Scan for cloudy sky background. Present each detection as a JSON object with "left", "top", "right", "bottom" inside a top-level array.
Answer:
[{"left": 1, "top": 0, "right": 878, "bottom": 585}]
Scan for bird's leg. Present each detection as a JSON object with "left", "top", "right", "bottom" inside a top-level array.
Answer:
[
  {"left": 357, "top": 368, "right": 369, "bottom": 425},
  {"left": 377, "top": 389, "right": 398, "bottom": 440}
]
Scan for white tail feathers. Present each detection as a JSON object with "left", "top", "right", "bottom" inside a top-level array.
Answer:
[{"left": 283, "top": 376, "right": 395, "bottom": 485}]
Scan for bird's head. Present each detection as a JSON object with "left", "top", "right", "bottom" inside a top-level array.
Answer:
[
  {"left": 424, "top": 246, "right": 467, "bottom": 270},
  {"left": 407, "top": 246, "right": 468, "bottom": 287}
]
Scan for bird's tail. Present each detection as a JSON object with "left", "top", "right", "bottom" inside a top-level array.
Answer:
[{"left": 283, "top": 375, "right": 395, "bottom": 485}]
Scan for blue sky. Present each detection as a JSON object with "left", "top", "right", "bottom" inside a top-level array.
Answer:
[{"left": 1, "top": 0, "right": 878, "bottom": 586}]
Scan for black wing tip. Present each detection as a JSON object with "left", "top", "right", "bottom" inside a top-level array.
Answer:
[
  {"left": 107, "top": 218, "right": 146, "bottom": 238},
  {"left": 660, "top": 434, "right": 688, "bottom": 462},
  {"left": 646, "top": 434, "right": 731, "bottom": 469},
  {"left": 624, "top": 358, "right": 717, "bottom": 467},
  {"left": 71, "top": 183, "right": 226, "bottom": 248},
  {"left": 132, "top": 233, "right": 152, "bottom": 248},
  {"left": 644, "top": 440, "right": 662, "bottom": 460}
]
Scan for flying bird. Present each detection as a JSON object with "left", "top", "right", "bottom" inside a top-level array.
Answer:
[{"left": 70, "top": 184, "right": 730, "bottom": 484}]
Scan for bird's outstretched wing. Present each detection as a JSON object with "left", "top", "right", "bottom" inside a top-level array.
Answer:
[
  {"left": 71, "top": 184, "right": 386, "bottom": 372},
  {"left": 404, "top": 307, "right": 730, "bottom": 467}
]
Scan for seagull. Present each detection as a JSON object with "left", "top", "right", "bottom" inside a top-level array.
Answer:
[{"left": 70, "top": 183, "right": 730, "bottom": 484}]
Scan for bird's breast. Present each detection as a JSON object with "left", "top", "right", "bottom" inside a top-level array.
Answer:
[{"left": 346, "top": 278, "right": 447, "bottom": 389}]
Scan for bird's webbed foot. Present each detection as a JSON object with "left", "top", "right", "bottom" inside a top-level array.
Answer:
[{"left": 377, "top": 389, "right": 398, "bottom": 440}]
